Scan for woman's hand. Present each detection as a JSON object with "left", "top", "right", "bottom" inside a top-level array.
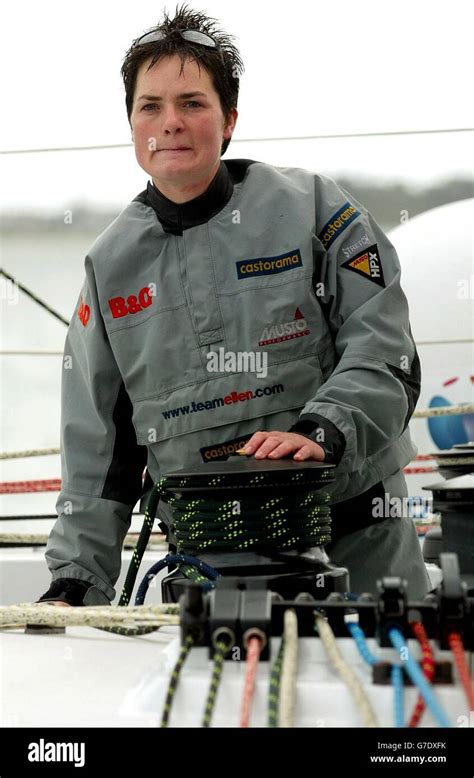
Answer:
[
  {"left": 241, "top": 431, "right": 325, "bottom": 461},
  {"left": 36, "top": 601, "right": 72, "bottom": 607}
]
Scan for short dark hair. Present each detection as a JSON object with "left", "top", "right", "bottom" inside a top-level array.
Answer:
[{"left": 121, "top": 3, "right": 244, "bottom": 156}]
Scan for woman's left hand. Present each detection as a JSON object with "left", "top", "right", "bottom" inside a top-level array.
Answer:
[{"left": 241, "top": 431, "right": 325, "bottom": 461}]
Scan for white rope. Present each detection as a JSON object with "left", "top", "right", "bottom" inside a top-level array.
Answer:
[
  {"left": 278, "top": 609, "right": 298, "bottom": 727},
  {"left": 431, "top": 455, "right": 474, "bottom": 466},
  {"left": 412, "top": 403, "right": 474, "bottom": 419},
  {"left": 1, "top": 127, "right": 471, "bottom": 155},
  {"left": 0, "top": 448, "right": 59, "bottom": 460},
  {"left": 0, "top": 602, "right": 179, "bottom": 630},
  {"left": 315, "top": 613, "right": 378, "bottom": 727},
  {"left": 416, "top": 338, "right": 473, "bottom": 346},
  {"left": 0, "top": 532, "right": 167, "bottom": 549},
  {"left": 0, "top": 406, "right": 472, "bottom": 461},
  {"left": 0, "top": 350, "right": 63, "bottom": 356}
]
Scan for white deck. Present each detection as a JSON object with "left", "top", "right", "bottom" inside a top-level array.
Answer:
[{"left": 1, "top": 626, "right": 470, "bottom": 728}]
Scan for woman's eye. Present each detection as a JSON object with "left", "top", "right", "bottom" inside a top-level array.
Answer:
[{"left": 141, "top": 101, "right": 201, "bottom": 112}]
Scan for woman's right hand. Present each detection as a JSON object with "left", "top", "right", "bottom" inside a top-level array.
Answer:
[{"left": 36, "top": 600, "right": 72, "bottom": 607}]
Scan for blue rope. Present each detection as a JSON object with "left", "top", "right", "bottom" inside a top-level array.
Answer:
[
  {"left": 391, "top": 665, "right": 404, "bottom": 727},
  {"left": 346, "top": 622, "right": 379, "bottom": 666},
  {"left": 348, "top": 622, "right": 406, "bottom": 726},
  {"left": 134, "top": 554, "right": 220, "bottom": 605},
  {"left": 388, "top": 627, "right": 451, "bottom": 728},
  {"left": 345, "top": 593, "right": 361, "bottom": 602}
]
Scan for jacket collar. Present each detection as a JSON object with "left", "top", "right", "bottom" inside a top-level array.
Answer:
[{"left": 145, "top": 161, "right": 234, "bottom": 234}]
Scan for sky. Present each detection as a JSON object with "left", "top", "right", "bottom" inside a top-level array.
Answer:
[
  {"left": 0, "top": 0, "right": 472, "bottom": 496},
  {"left": 0, "top": 0, "right": 473, "bottom": 212}
]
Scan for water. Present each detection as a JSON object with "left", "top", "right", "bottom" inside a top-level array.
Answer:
[{"left": 1, "top": 230, "right": 99, "bottom": 497}]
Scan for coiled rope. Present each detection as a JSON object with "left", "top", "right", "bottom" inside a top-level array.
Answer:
[
  {"left": 121, "top": 462, "right": 335, "bottom": 605},
  {"left": 164, "top": 467, "right": 333, "bottom": 553},
  {"left": 168, "top": 491, "right": 331, "bottom": 553}
]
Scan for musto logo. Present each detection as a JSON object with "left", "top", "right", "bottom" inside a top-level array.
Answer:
[
  {"left": 162, "top": 383, "right": 285, "bottom": 420},
  {"left": 108, "top": 286, "right": 154, "bottom": 319},
  {"left": 259, "top": 307, "right": 310, "bottom": 346}
]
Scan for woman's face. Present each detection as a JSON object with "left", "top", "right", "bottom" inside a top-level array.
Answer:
[{"left": 130, "top": 54, "right": 237, "bottom": 200}]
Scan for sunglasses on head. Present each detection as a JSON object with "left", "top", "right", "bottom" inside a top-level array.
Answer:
[{"left": 133, "top": 28, "right": 218, "bottom": 50}]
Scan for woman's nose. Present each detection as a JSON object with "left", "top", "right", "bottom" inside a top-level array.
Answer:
[{"left": 161, "top": 105, "right": 185, "bottom": 132}]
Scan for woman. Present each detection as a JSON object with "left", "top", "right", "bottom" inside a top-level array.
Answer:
[{"left": 38, "top": 4, "right": 430, "bottom": 607}]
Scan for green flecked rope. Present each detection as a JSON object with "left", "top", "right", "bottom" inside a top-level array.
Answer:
[
  {"left": 119, "top": 477, "right": 170, "bottom": 606},
  {"left": 202, "top": 637, "right": 233, "bottom": 727},
  {"left": 167, "top": 477, "right": 332, "bottom": 556},
  {"left": 161, "top": 633, "right": 195, "bottom": 727},
  {"left": 268, "top": 635, "right": 285, "bottom": 727},
  {"left": 120, "top": 465, "right": 334, "bottom": 604},
  {"left": 97, "top": 621, "right": 175, "bottom": 637}
]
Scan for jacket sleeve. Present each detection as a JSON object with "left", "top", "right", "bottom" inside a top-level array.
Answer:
[
  {"left": 44, "top": 255, "right": 147, "bottom": 603},
  {"left": 290, "top": 176, "right": 421, "bottom": 472}
]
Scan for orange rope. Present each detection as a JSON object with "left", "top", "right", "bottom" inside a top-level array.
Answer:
[
  {"left": 240, "top": 636, "right": 263, "bottom": 727},
  {"left": 447, "top": 631, "right": 474, "bottom": 710},
  {"left": 408, "top": 621, "right": 435, "bottom": 727}
]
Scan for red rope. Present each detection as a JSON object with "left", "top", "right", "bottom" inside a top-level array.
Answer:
[
  {"left": 0, "top": 479, "right": 61, "bottom": 494},
  {"left": 240, "top": 636, "right": 263, "bottom": 727},
  {"left": 403, "top": 466, "right": 437, "bottom": 475},
  {"left": 447, "top": 631, "right": 474, "bottom": 710},
  {"left": 408, "top": 621, "right": 435, "bottom": 727}
]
